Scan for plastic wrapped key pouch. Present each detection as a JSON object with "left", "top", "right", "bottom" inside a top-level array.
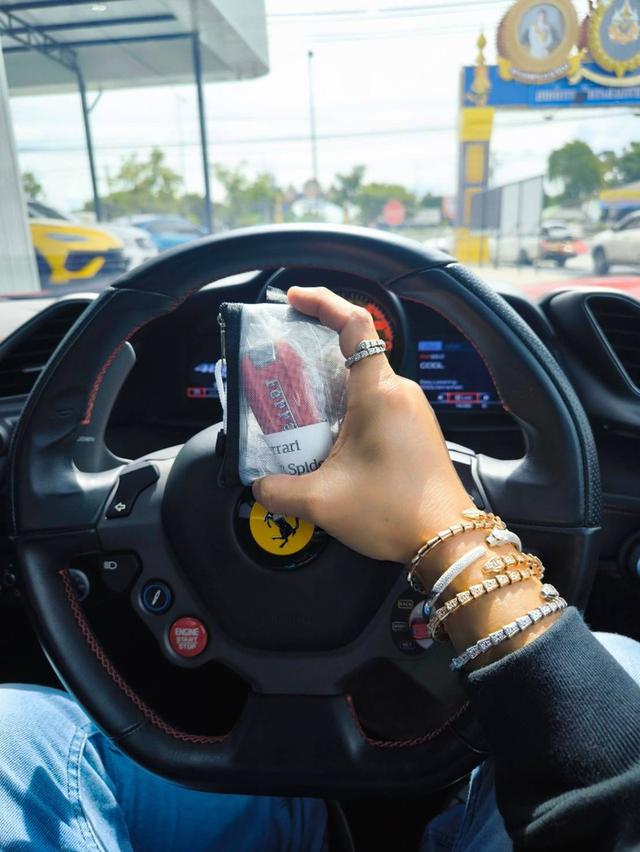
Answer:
[{"left": 217, "top": 300, "right": 347, "bottom": 486}]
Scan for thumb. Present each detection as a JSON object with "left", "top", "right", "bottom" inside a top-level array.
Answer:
[{"left": 252, "top": 472, "right": 317, "bottom": 522}]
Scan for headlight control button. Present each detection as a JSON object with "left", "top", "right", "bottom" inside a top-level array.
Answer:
[{"left": 99, "top": 553, "right": 140, "bottom": 594}]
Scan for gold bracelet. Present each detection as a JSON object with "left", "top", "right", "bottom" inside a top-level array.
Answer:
[
  {"left": 483, "top": 551, "right": 544, "bottom": 576},
  {"left": 429, "top": 562, "right": 543, "bottom": 640},
  {"left": 407, "top": 509, "right": 506, "bottom": 594}
]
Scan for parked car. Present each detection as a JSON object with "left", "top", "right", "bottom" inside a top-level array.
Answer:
[
  {"left": 104, "top": 223, "right": 158, "bottom": 269},
  {"left": 538, "top": 222, "right": 582, "bottom": 267},
  {"left": 118, "top": 215, "right": 206, "bottom": 251},
  {"left": 592, "top": 211, "right": 640, "bottom": 274},
  {"left": 27, "top": 201, "right": 127, "bottom": 287},
  {"left": 489, "top": 221, "right": 583, "bottom": 267}
]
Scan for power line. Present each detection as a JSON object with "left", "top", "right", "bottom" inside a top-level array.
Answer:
[
  {"left": 268, "top": 1, "right": 508, "bottom": 20},
  {"left": 15, "top": 107, "right": 634, "bottom": 155}
]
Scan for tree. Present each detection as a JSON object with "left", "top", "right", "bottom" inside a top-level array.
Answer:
[
  {"left": 599, "top": 149, "right": 622, "bottom": 186},
  {"left": 214, "top": 163, "right": 281, "bottom": 228},
  {"left": 86, "top": 148, "right": 185, "bottom": 218},
  {"left": 548, "top": 141, "right": 603, "bottom": 202},
  {"left": 617, "top": 142, "right": 640, "bottom": 185},
  {"left": 420, "top": 192, "right": 441, "bottom": 209},
  {"left": 329, "top": 165, "right": 366, "bottom": 207},
  {"left": 354, "top": 182, "right": 417, "bottom": 225},
  {"left": 22, "top": 171, "right": 43, "bottom": 201}
]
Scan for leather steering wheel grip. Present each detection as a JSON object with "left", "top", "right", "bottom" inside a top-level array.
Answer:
[{"left": 9, "top": 224, "right": 600, "bottom": 794}]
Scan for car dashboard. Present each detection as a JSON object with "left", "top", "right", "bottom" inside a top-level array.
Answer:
[{"left": 106, "top": 268, "right": 530, "bottom": 462}]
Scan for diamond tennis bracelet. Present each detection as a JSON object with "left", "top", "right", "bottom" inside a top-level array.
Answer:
[{"left": 449, "top": 587, "right": 567, "bottom": 671}]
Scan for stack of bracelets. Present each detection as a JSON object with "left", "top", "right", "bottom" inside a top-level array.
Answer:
[{"left": 406, "top": 508, "right": 567, "bottom": 671}]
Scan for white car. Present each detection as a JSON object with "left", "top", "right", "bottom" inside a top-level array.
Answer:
[
  {"left": 592, "top": 211, "right": 640, "bottom": 275},
  {"left": 104, "top": 223, "right": 158, "bottom": 270}
]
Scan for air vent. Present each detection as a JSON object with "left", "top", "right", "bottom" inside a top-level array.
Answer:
[
  {"left": 0, "top": 301, "right": 88, "bottom": 398},
  {"left": 588, "top": 295, "right": 640, "bottom": 390}
]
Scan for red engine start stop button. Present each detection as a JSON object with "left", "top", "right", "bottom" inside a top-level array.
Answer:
[{"left": 169, "top": 617, "right": 208, "bottom": 658}]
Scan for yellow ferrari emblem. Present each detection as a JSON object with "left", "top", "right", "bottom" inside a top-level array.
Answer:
[{"left": 249, "top": 502, "right": 315, "bottom": 556}]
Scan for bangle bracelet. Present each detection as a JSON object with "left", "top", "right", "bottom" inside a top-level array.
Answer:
[
  {"left": 422, "top": 545, "right": 486, "bottom": 618},
  {"left": 483, "top": 551, "right": 544, "bottom": 576},
  {"left": 407, "top": 509, "right": 506, "bottom": 594},
  {"left": 449, "top": 586, "right": 566, "bottom": 671},
  {"left": 429, "top": 566, "right": 539, "bottom": 640}
]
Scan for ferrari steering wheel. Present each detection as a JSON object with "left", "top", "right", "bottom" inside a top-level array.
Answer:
[{"left": 10, "top": 225, "right": 600, "bottom": 796}]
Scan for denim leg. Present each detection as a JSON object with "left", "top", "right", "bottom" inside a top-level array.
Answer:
[
  {"left": 0, "top": 684, "right": 131, "bottom": 851},
  {"left": 0, "top": 684, "right": 327, "bottom": 851},
  {"left": 421, "top": 629, "right": 640, "bottom": 852}
]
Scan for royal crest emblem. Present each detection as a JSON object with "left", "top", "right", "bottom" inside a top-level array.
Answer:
[
  {"left": 609, "top": 0, "right": 640, "bottom": 44},
  {"left": 588, "top": 0, "right": 640, "bottom": 76}
]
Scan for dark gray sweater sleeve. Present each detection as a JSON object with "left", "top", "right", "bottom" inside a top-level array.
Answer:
[{"left": 465, "top": 608, "right": 640, "bottom": 851}]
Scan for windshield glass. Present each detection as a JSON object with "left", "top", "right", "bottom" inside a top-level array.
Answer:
[{"left": 0, "top": 0, "right": 638, "bottom": 327}]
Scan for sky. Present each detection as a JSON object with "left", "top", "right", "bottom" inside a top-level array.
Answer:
[{"left": 6, "top": 0, "right": 639, "bottom": 214}]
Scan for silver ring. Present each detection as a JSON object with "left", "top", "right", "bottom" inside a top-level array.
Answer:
[{"left": 345, "top": 339, "right": 386, "bottom": 369}]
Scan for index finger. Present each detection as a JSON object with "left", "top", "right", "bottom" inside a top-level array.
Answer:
[{"left": 287, "top": 286, "right": 391, "bottom": 372}]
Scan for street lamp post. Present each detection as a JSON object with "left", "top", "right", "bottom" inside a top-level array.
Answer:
[{"left": 307, "top": 49, "right": 319, "bottom": 185}]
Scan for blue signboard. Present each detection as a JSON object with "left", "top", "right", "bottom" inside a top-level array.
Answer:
[{"left": 463, "top": 63, "right": 640, "bottom": 108}]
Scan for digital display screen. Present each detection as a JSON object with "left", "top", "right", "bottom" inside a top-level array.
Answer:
[
  {"left": 417, "top": 338, "right": 501, "bottom": 411},
  {"left": 186, "top": 341, "right": 224, "bottom": 400}
]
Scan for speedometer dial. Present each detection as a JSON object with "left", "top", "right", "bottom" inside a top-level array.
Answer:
[{"left": 336, "top": 289, "right": 397, "bottom": 358}]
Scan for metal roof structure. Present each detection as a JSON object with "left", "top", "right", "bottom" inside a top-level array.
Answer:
[
  {"left": 0, "top": 0, "right": 268, "bottom": 94},
  {"left": 0, "top": 1, "right": 269, "bottom": 232}
]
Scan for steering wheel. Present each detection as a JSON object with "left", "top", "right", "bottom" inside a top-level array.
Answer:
[{"left": 10, "top": 225, "right": 600, "bottom": 796}]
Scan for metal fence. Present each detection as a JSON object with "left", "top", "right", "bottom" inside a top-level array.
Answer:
[{"left": 471, "top": 175, "right": 544, "bottom": 267}]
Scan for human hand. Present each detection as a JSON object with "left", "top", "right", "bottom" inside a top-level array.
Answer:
[{"left": 252, "top": 286, "right": 474, "bottom": 568}]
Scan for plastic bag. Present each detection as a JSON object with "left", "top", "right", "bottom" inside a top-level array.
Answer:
[{"left": 218, "top": 299, "right": 347, "bottom": 486}]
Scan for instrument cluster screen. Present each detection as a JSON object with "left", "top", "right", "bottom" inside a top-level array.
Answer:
[
  {"left": 417, "top": 337, "right": 501, "bottom": 411},
  {"left": 186, "top": 340, "right": 224, "bottom": 401}
]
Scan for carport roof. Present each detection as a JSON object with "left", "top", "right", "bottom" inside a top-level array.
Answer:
[{"left": 0, "top": 0, "right": 268, "bottom": 94}]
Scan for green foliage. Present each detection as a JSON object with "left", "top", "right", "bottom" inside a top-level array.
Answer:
[
  {"left": 214, "top": 164, "right": 281, "bottom": 228},
  {"left": 329, "top": 165, "right": 366, "bottom": 207},
  {"left": 548, "top": 141, "right": 603, "bottom": 202},
  {"left": 420, "top": 192, "right": 441, "bottom": 209},
  {"left": 599, "top": 150, "right": 622, "bottom": 186},
  {"left": 617, "top": 142, "right": 640, "bottom": 185},
  {"left": 22, "top": 172, "right": 43, "bottom": 201},
  {"left": 354, "top": 182, "right": 417, "bottom": 225},
  {"left": 87, "top": 148, "right": 185, "bottom": 219},
  {"left": 84, "top": 149, "right": 435, "bottom": 230}
]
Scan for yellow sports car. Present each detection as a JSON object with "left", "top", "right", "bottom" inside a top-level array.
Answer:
[{"left": 27, "top": 201, "right": 127, "bottom": 286}]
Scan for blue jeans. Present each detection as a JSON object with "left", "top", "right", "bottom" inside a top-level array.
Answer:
[
  {"left": 420, "top": 630, "right": 640, "bottom": 851},
  {"left": 1, "top": 631, "right": 638, "bottom": 851},
  {"left": 0, "top": 685, "right": 327, "bottom": 851}
]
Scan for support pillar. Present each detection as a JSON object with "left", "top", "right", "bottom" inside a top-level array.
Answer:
[{"left": 0, "top": 40, "right": 39, "bottom": 293}]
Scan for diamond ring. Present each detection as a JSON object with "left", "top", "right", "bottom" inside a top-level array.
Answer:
[{"left": 344, "top": 339, "right": 387, "bottom": 369}]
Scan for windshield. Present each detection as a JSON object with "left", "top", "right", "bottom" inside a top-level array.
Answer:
[
  {"left": 0, "top": 0, "right": 638, "bottom": 322},
  {"left": 26, "top": 201, "right": 70, "bottom": 221}
]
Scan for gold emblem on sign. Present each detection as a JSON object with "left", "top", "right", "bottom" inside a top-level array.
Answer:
[
  {"left": 588, "top": 0, "right": 640, "bottom": 77},
  {"left": 466, "top": 33, "right": 492, "bottom": 107},
  {"left": 497, "top": 0, "right": 580, "bottom": 83},
  {"left": 249, "top": 501, "right": 314, "bottom": 556}
]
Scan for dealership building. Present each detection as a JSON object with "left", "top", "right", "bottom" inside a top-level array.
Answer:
[{"left": 0, "top": 0, "right": 268, "bottom": 293}]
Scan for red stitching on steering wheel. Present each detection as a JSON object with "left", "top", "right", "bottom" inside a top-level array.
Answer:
[
  {"left": 81, "top": 286, "right": 202, "bottom": 426},
  {"left": 59, "top": 569, "right": 228, "bottom": 744},
  {"left": 345, "top": 695, "right": 470, "bottom": 749}
]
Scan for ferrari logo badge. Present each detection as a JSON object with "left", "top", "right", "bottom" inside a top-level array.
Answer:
[{"left": 249, "top": 501, "right": 315, "bottom": 556}]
